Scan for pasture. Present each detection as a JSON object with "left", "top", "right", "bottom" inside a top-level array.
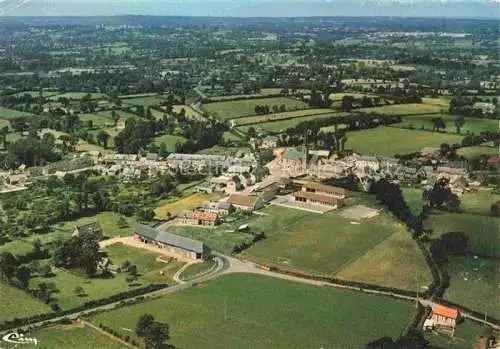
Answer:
[
  {"left": 459, "top": 190, "right": 500, "bottom": 216},
  {"left": 458, "top": 144, "right": 499, "bottom": 159},
  {"left": 11, "top": 90, "right": 61, "bottom": 98},
  {"left": 91, "top": 274, "right": 415, "bottom": 349},
  {"left": 97, "top": 109, "right": 139, "bottom": 120},
  {"left": 202, "top": 97, "right": 308, "bottom": 120},
  {"left": 172, "top": 104, "right": 205, "bottom": 120},
  {"left": 0, "top": 118, "right": 9, "bottom": 129},
  {"left": 0, "top": 106, "right": 34, "bottom": 119},
  {"left": 425, "top": 319, "right": 497, "bottom": 349},
  {"left": 152, "top": 134, "right": 186, "bottom": 151},
  {"left": 443, "top": 256, "right": 499, "bottom": 319},
  {"left": 392, "top": 114, "right": 497, "bottom": 134},
  {"left": 421, "top": 97, "right": 451, "bottom": 108},
  {"left": 232, "top": 108, "right": 335, "bottom": 126},
  {"left": 355, "top": 103, "right": 444, "bottom": 115},
  {"left": 79, "top": 113, "right": 112, "bottom": 127},
  {"left": 33, "top": 323, "right": 128, "bottom": 349},
  {"left": 155, "top": 193, "right": 222, "bottom": 219},
  {"left": 402, "top": 187, "right": 426, "bottom": 216},
  {"left": 0, "top": 282, "right": 52, "bottom": 323},
  {"left": 120, "top": 96, "right": 166, "bottom": 107},
  {"left": 328, "top": 92, "right": 376, "bottom": 101},
  {"left": 49, "top": 92, "right": 107, "bottom": 100},
  {"left": 179, "top": 259, "right": 216, "bottom": 280},
  {"left": 345, "top": 126, "right": 464, "bottom": 156}
]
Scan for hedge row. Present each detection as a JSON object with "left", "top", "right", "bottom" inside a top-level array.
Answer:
[{"left": 0, "top": 283, "right": 168, "bottom": 331}]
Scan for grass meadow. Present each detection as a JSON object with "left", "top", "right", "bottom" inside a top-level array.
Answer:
[
  {"left": 91, "top": 274, "right": 415, "bottom": 349},
  {"left": 392, "top": 114, "right": 497, "bottom": 135},
  {"left": 355, "top": 103, "right": 444, "bottom": 115},
  {"left": 0, "top": 282, "right": 52, "bottom": 323},
  {"left": 232, "top": 108, "right": 335, "bottom": 126}
]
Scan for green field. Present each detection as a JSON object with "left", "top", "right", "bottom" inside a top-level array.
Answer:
[
  {"left": 402, "top": 187, "right": 426, "bottom": 216},
  {"left": 425, "top": 319, "right": 497, "bottom": 349},
  {"left": 421, "top": 97, "right": 451, "bottom": 107},
  {"left": 11, "top": 90, "right": 61, "bottom": 98},
  {"left": 179, "top": 259, "right": 216, "bottom": 281},
  {"left": 33, "top": 323, "right": 128, "bottom": 349},
  {"left": 443, "top": 256, "right": 499, "bottom": 319},
  {"left": 202, "top": 97, "right": 308, "bottom": 120},
  {"left": 356, "top": 103, "right": 444, "bottom": 115},
  {"left": 80, "top": 113, "right": 113, "bottom": 127},
  {"left": 458, "top": 144, "right": 499, "bottom": 159},
  {"left": 0, "top": 106, "right": 34, "bottom": 119},
  {"left": 0, "top": 282, "right": 52, "bottom": 323},
  {"left": 232, "top": 108, "right": 335, "bottom": 126},
  {"left": 91, "top": 274, "right": 415, "bottom": 349},
  {"left": 121, "top": 96, "right": 166, "bottom": 107},
  {"left": 0, "top": 118, "right": 9, "bottom": 129},
  {"left": 96, "top": 109, "right": 139, "bottom": 120},
  {"left": 345, "top": 126, "right": 464, "bottom": 156},
  {"left": 152, "top": 134, "right": 186, "bottom": 151},
  {"left": 392, "top": 114, "right": 498, "bottom": 134},
  {"left": 238, "top": 112, "right": 347, "bottom": 134},
  {"left": 424, "top": 212, "right": 499, "bottom": 258},
  {"left": 222, "top": 130, "right": 243, "bottom": 142},
  {"left": 459, "top": 190, "right": 500, "bottom": 216}
]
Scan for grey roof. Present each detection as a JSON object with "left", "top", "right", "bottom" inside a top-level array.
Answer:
[
  {"left": 75, "top": 222, "right": 102, "bottom": 235},
  {"left": 135, "top": 224, "right": 206, "bottom": 254}
]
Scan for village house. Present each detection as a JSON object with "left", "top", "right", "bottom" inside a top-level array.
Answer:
[
  {"left": 202, "top": 201, "right": 233, "bottom": 216},
  {"left": 134, "top": 224, "right": 211, "bottom": 260},
  {"left": 72, "top": 222, "right": 103, "bottom": 237},
  {"left": 261, "top": 135, "right": 279, "bottom": 149},
  {"left": 487, "top": 156, "right": 500, "bottom": 171},
  {"left": 227, "top": 193, "right": 265, "bottom": 212},
  {"left": 278, "top": 148, "right": 307, "bottom": 172},
  {"left": 227, "top": 165, "right": 251, "bottom": 175},
  {"left": 428, "top": 304, "right": 460, "bottom": 329},
  {"left": 302, "top": 182, "right": 348, "bottom": 199},
  {"left": 177, "top": 210, "right": 219, "bottom": 226},
  {"left": 167, "top": 153, "right": 229, "bottom": 172},
  {"left": 356, "top": 155, "right": 380, "bottom": 173},
  {"left": 473, "top": 102, "right": 496, "bottom": 116}
]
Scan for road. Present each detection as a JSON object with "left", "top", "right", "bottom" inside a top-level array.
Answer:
[{"left": 3, "top": 252, "right": 499, "bottom": 334}]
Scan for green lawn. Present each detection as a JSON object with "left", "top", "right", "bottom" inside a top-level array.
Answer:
[
  {"left": 121, "top": 96, "right": 166, "bottom": 107},
  {"left": 425, "top": 319, "right": 497, "bottom": 349},
  {"left": 232, "top": 108, "right": 335, "bottom": 126},
  {"left": 391, "top": 114, "right": 498, "bottom": 135},
  {"left": 223, "top": 131, "right": 243, "bottom": 142},
  {"left": 179, "top": 259, "right": 216, "bottom": 281},
  {"left": 459, "top": 190, "right": 500, "bottom": 216},
  {"left": 424, "top": 212, "right": 499, "bottom": 258},
  {"left": 202, "top": 97, "right": 309, "bottom": 120},
  {"left": 152, "top": 134, "right": 186, "bottom": 151},
  {"left": 345, "top": 126, "right": 464, "bottom": 156},
  {"left": 402, "top": 187, "right": 426, "bottom": 216},
  {"left": 0, "top": 282, "right": 52, "bottom": 323},
  {"left": 11, "top": 90, "right": 61, "bottom": 98},
  {"left": 356, "top": 103, "right": 444, "bottom": 115},
  {"left": 80, "top": 113, "right": 113, "bottom": 128},
  {"left": 53, "top": 211, "right": 139, "bottom": 239},
  {"left": 0, "top": 106, "right": 34, "bottom": 119},
  {"left": 0, "top": 118, "right": 10, "bottom": 129},
  {"left": 91, "top": 274, "right": 415, "bottom": 349},
  {"left": 33, "top": 323, "right": 128, "bottom": 349},
  {"left": 96, "top": 109, "right": 139, "bottom": 120},
  {"left": 443, "top": 256, "right": 499, "bottom": 319},
  {"left": 458, "top": 144, "right": 499, "bottom": 159}
]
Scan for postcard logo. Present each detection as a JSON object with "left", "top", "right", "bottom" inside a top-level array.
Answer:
[{"left": 2, "top": 333, "right": 38, "bottom": 346}]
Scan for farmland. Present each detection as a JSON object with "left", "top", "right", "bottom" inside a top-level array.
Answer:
[
  {"left": 231, "top": 108, "right": 336, "bottom": 126},
  {"left": 155, "top": 192, "right": 222, "bottom": 219},
  {"left": 458, "top": 144, "right": 499, "bottom": 159},
  {"left": 33, "top": 323, "right": 128, "bottom": 349},
  {"left": 0, "top": 118, "right": 9, "bottom": 129},
  {"left": 0, "top": 282, "right": 52, "bottom": 323},
  {"left": 202, "top": 97, "right": 309, "bottom": 120},
  {"left": 48, "top": 92, "right": 107, "bottom": 100},
  {"left": 355, "top": 103, "right": 444, "bottom": 115},
  {"left": 120, "top": 96, "right": 167, "bottom": 107},
  {"left": 152, "top": 134, "right": 187, "bottom": 151},
  {"left": 391, "top": 114, "right": 497, "bottom": 134},
  {"left": 172, "top": 104, "right": 205, "bottom": 120},
  {"left": 91, "top": 274, "right": 415, "bottom": 349},
  {"left": 345, "top": 126, "right": 464, "bottom": 156},
  {"left": 0, "top": 106, "right": 34, "bottom": 119}
]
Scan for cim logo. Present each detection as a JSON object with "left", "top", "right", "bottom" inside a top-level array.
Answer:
[{"left": 1, "top": 333, "right": 38, "bottom": 347}]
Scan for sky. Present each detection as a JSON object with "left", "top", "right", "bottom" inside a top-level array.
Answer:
[{"left": 1, "top": 0, "right": 499, "bottom": 18}]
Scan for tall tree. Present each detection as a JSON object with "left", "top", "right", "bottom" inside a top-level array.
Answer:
[{"left": 454, "top": 116, "right": 465, "bottom": 134}]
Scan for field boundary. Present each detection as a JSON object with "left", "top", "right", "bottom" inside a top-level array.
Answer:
[
  {"left": 232, "top": 109, "right": 338, "bottom": 126},
  {"left": 80, "top": 319, "right": 138, "bottom": 349}
]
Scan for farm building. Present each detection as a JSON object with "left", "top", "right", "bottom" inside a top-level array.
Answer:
[
  {"left": 202, "top": 201, "right": 233, "bottom": 216},
  {"left": 6, "top": 172, "right": 31, "bottom": 185},
  {"left": 177, "top": 210, "right": 219, "bottom": 226},
  {"left": 72, "top": 222, "right": 103, "bottom": 237},
  {"left": 429, "top": 304, "right": 459, "bottom": 329},
  {"left": 227, "top": 194, "right": 265, "bottom": 212},
  {"left": 134, "top": 224, "right": 210, "bottom": 260}
]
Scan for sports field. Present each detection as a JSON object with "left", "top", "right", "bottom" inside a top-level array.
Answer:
[
  {"left": 91, "top": 274, "right": 415, "bottom": 349},
  {"left": 202, "top": 97, "right": 308, "bottom": 120},
  {"left": 0, "top": 282, "right": 52, "bottom": 324},
  {"left": 392, "top": 114, "right": 497, "bottom": 134},
  {"left": 356, "top": 103, "right": 444, "bottom": 115},
  {"left": 345, "top": 126, "right": 464, "bottom": 156},
  {"left": 33, "top": 323, "right": 128, "bottom": 349},
  {"left": 232, "top": 108, "right": 335, "bottom": 126}
]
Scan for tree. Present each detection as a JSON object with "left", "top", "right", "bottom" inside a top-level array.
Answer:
[
  {"left": 111, "top": 110, "right": 120, "bottom": 125},
  {"left": 17, "top": 265, "right": 31, "bottom": 289},
  {"left": 490, "top": 201, "right": 500, "bottom": 217},
  {"left": 74, "top": 286, "right": 86, "bottom": 297},
  {"left": 0, "top": 252, "right": 17, "bottom": 281},
  {"left": 247, "top": 127, "right": 257, "bottom": 138},
  {"left": 97, "top": 131, "right": 110, "bottom": 149},
  {"left": 431, "top": 117, "right": 446, "bottom": 132},
  {"left": 454, "top": 116, "right": 465, "bottom": 134},
  {"left": 143, "top": 322, "right": 169, "bottom": 349},
  {"left": 341, "top": 95, "right": 354, "bottom": 112},
  {"left": 136, "top": 314, "right": 154, "bottom": 337}
]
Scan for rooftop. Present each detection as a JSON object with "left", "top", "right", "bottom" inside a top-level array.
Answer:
[
  {"left": 135, "top": 223, "right": 206, "bottom": 254},
  {"left": 292, "top": 190, "right": 339, "bottom": 205},
  {"left": 227, "top": 194, "right": 260, "bottom": 207},
  {"left": 303, "top": 182, "right": 347, "bottom": 195},
  {"left": 432, "top": 305, "right": 459, "bottom": 320}
]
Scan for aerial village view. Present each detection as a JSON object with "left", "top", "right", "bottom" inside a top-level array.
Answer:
[{"left": 0, "top": 1, "right": 498, "bottom": 348}]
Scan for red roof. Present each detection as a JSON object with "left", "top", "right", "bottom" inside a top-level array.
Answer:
[
  {"left": 292, "top": 190, "right": 340, "bottom": 205},
  {"left": 487, "top": 156, "right": 500, "bottom": 165},
  {"left": 432, "top": 305, "right": 459, "bottom": 320},
  {"left": 193, "top": 210, "right": 218, "bottom": 222}
]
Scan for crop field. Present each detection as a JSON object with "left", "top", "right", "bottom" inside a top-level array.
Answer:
[
  {"left": 0, "top": 106, "right": 34, "bottom": 119},
  {"left": 391, "top": 114, "right": 497, "bottom": 134},
  {"left": 355, "top": 103, "right": 444, "bottom": 115},
  {"left": 49, "top": 92, "right": 107, "bottom": 100},
  {"left": 421, "top": 97, "right": 451, "bottom": 107},
  {"left": 33, "top": 323, "right": 128, "bottom": 349},
  {"left": 152, "top": 134, "right": 186, "bottom": 151},
  {"left": 425, "top": 319, "right": 498, "bottom": 349},
  {"left": 202, "top": 97, "right": 308, "bottom": 120},
  {"left": 345, "top": 126, "right": 464, "bottom": 156},
  {"left": 0, "top": 282, "right": 52, "bottom": 323},
  {"left": 443, "top": 256, "right": 499, "bottom": 319},
  {"left": 91, "top": 274, "right": 415, "bottom": 349},
  {"left": 120, "top": 96, "right": 167, "bottom": 106},
  {"left": 238, "top": 112, "right": 346, "bottom": 134},
  {"left": 424, "top": 212, "right": 499, "bottom": 258},
  {"left": 458, "top": 144, "right": 499, "bottom": 159},
  {"left": 231, "top": 108, "right": 335, "bottom": 126},
  {"left": 155, "top": 193, "right": 222, "bottom": 219}
]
